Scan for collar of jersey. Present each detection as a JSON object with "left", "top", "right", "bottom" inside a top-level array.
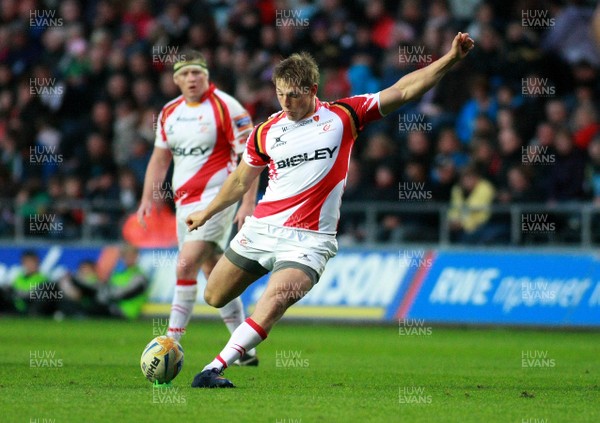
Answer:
[
  {"left": 186, "top": 83, "right": 216, "bottom": 106},
  {"left": 313, "top": 97, "right": 323, "bottom": 114}
]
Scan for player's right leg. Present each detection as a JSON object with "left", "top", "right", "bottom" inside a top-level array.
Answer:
[{"left": 203, "top": 253, "right": 265, "bottom": 308}]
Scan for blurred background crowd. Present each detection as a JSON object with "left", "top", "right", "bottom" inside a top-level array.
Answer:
[{"left": 0, "top": 0, "right": 599, "bottom": 244}]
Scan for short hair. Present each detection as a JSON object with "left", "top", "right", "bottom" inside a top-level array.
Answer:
[
  {"left": 460, "top": 164, "right": 481, "bottom": 179},
  {"left": 21, "top": 249, "right": 39, "bottom": 260},
  {"left": 272, "top": 52, "right": 319, "bottom": 88},
  {"left": 173, "top": 50, "right": 208, "bottom": 75}
]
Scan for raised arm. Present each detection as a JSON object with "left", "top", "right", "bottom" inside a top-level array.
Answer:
[
  {"left": 379, "top": 32, "right": 474, "bottom": 116},
  {"left": 186, "top": 161, "right": 264, "bottom": 231}
]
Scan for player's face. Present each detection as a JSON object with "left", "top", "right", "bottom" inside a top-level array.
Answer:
[
  {"left": 173, "top": 68, "right": 209, "bottom": 102},
  {"left": 275, "top": 80, "right": 317, "bottom": 122}
]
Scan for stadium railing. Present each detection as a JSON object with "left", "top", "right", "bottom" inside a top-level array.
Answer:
[{"left": 2, "top": 199, "right": 599, "bottom": 246}]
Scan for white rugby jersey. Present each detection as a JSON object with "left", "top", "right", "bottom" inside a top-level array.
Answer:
[
  {"left": 155, "top": 84, "right": 253, "bottom": 206},
  {"left": 243, "top": 93, "right": 384, "bottom": 234}
]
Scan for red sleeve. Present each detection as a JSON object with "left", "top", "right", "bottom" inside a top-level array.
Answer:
[{"left": 332, "top": 93, "right": 384, "bottom": 131}]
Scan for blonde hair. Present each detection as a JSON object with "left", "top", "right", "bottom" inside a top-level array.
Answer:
[{"left": 272, "top": 52, "right": 319, "bottom": 88}]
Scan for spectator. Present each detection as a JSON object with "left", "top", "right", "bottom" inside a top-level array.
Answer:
[
  {"left": 96, "top": 244, "right": 149, "bottom": 319},
  {"left": 585, "top": 136, "right": 600, "bottom": 205},
  {"left": 448, "top": 165, "right": 497, "bottom": 244},
  {"left": 529, "top": 121, "right": 556, "bottom": 149},
  {"left": 0, "top": 0, "right": 597, "bottom": 245},
  {"left": 361, "top": 132, "right": 399, "bottom": 184},
  {"left": 57, "top": 259, "right": 102, "bottom": 317},
  {"left": 339, "top": 158, "right": 368, "bottom": 244},
  {"left": 369, "top": 163, "right": 402, "bottom": 242},
  {"left": 396, "top": 160, "right": 436, "bottom": 241},
  {"left": 545, "top": 99, "right": 569, "bottom": 128},
  {"left": 112, "top": 99, "right": 139, "bottom": 166},
  {"left": 498, "top": 165, "right": 544, "bottom": 204},
  {"left": 546, "top": 129, "right": 586, "bottom": 203},
  {"left": 6, "top": 250, "right": 54, "bottom": 316},
  {"left": 431, "top": 157, "right": 458, "bottom": 202},
  {"left": 403, "top": 131, "right": 433, "bottom": 171},
  {"left": 466, "top": 2, "right": 495, "bottom": 41},
  {"left": 497, "top": 127, "right": 524, "bottom": 189},
  {"left": 53, "top": 174, "right": 84, "bottom": 239},
  {"left": 572, "top": 103, "right": 600, "bottom": 150},
  {"left": 433, "top": 126, "right": 469, "bottom": 170},
  {"left": 541, "top": 1, "right": 600, "bottom": 66},
  {"left": 464, "top": 24, "right": 505, "bottom": 79},
  {"left": 127, "top": 137, "right": 152, "bottom": 185},
  {"left": 118, "top": 168, "right": 140, "bottom": 213},
  {"left": 15, "top": 178, "right": 50, "bottom": 236},
  {"left": 456, "top": 74, "right": 497, "bottom": 143}
]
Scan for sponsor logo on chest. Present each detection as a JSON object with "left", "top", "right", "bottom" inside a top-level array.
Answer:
[
  {"left": 275, "top": 146, "right": 338, "bottom": 169},
  {"left": 170, "top": 145, "right": 211, "bottom": 156}
]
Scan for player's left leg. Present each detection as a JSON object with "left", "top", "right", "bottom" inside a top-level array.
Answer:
[
  {"left": 192, "top": 267, "right": 313, "bottom": 388},
  {"left": 166, "top": 239, "right": 212, "bottom": 340},
  {"left": 200, "top": 250, "right": 259, "bottom": 365}
]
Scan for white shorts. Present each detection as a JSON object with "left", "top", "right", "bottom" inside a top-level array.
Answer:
[
  {"left": 176, "top": 201, "right": 237, "bottom": 251},
  {"left": 227, "top": 217, "right": 338, "bottom": 284}
]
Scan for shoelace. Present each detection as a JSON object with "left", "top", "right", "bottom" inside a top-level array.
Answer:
[{"left": 210, "top": 368, "right": 225, "bottom": 377}]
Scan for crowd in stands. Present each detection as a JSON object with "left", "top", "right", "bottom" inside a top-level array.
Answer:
[{"left": 0, "top": 0, "right": 599, "bottom": 244}]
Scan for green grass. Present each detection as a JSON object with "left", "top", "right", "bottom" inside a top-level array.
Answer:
[{"left": 1, "top": 318, "right": 598, "bottom": 423}]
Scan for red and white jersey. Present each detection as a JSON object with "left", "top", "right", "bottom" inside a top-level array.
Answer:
[
  {"left": 155, "top": 84, "right": 253, "bottom": 206},
  {"left": 243, "top": 93, "right": 384, "bottom": 234}
]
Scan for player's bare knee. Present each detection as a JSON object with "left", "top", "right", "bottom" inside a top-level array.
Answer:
[{"left": 204, "top": 286, "right": 227, "bottom": 308}]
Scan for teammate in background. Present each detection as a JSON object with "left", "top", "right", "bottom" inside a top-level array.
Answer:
[
  {"left": 186, "top": 33, "right": 475, "bottom": 387},
  {"left": 137, "top": 51, "right": 260, "bottom": 365}
]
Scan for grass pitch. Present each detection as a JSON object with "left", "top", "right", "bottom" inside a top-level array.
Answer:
[{"left": 1, "top": 317, "right": 598, "bottom": 423}]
